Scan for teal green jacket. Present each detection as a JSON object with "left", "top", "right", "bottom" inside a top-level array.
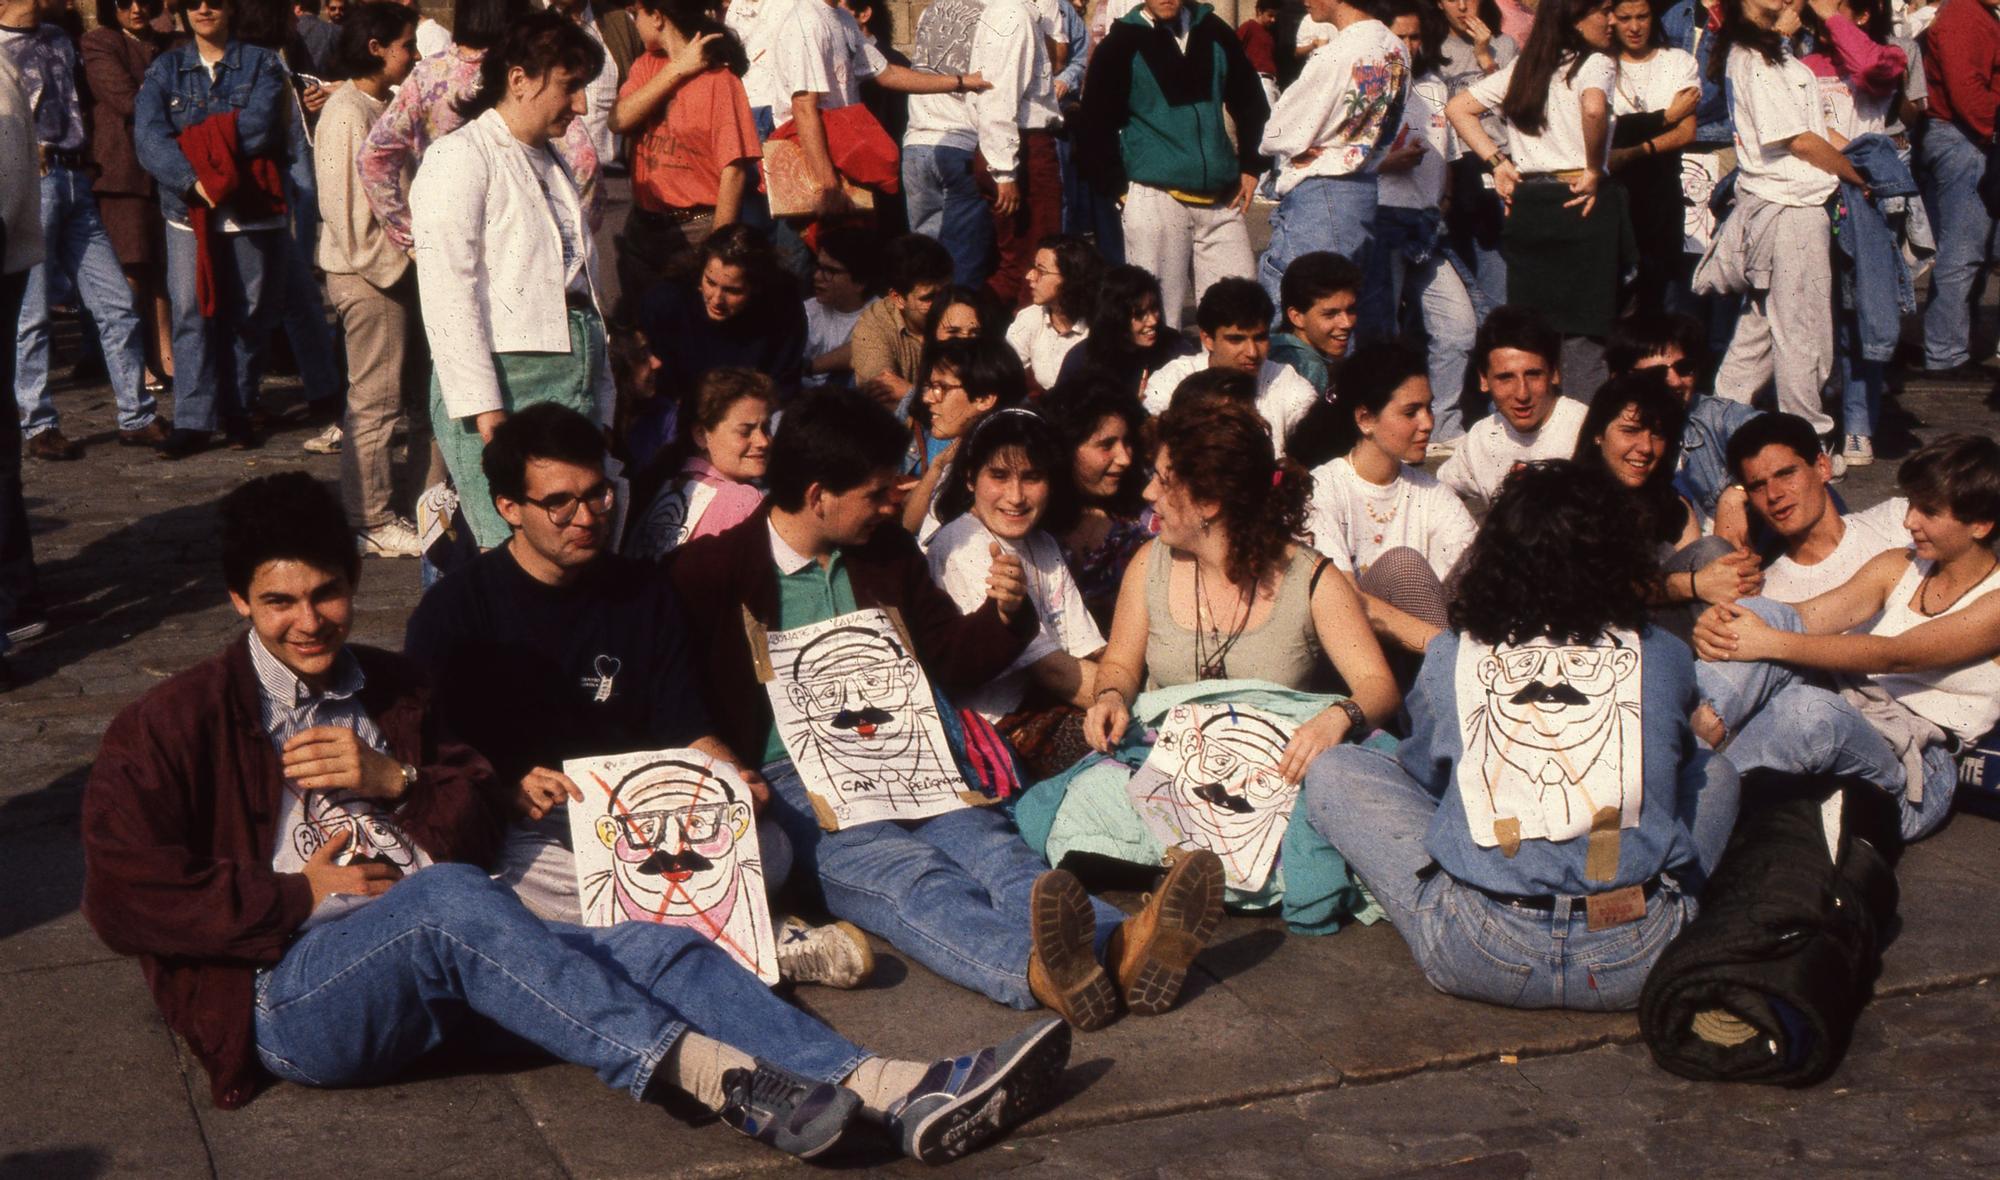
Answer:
[{"left": 1073, "top": 3, "right": 1271, "bottom": 198}]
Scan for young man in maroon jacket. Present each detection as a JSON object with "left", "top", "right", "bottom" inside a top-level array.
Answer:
[
  {"left": 667, "top": 388, "right": 1225, "bottom": 1033},
  {"left": 79, "top": 472, "right": 1070, "bottom": 1166}
]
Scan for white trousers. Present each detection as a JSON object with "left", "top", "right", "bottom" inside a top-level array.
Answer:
[
  {"left": 1714, "top": 198, "right": 1835, "bottom": 435},
  {"left": 1121, "top": 182, "right": 1256, "bottom": 330}
]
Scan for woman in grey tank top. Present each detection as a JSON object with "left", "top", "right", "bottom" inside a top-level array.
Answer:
[{"left": 1083, "top": 400, "right": 1400, "bottom": 779}]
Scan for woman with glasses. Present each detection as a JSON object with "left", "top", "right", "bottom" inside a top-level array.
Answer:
[
  {"left": 80, "top": 0, "right": 173, "bottom": 404},
  {"left": 1006, "top": 234, "right": 1101, "bottom": 392},
  {"left": 411, "top": 11, "right": 615, "bottom": 551},
  {"left": 133, "top": 0, "right": 292, "bottom": 457},
  {"left": 902, "top": 335, "right": 1028, "bottom": 542}
]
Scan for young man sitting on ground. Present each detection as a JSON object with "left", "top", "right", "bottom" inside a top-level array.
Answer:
[
  {"left": 81, "top": 471, "right": 1069, "bottom": 1165},
  {"left": 668, "top": 387, "right": 1225, "bottom": 1032},
  {"left": 1722, "top": 412, "right": 1910, "bottom": 604},
  {"left": 403, "top": 404, "right": 871, "bottom": 986},
  {"left": 1141, "top": 277, "right": 1319, "bottom": 456},
  {"left": 1267, "top": 250, "right": 1362, "bottom": 400},
  {"left": 1436, "top": 306, "right": 1589, "bottom": 513}
]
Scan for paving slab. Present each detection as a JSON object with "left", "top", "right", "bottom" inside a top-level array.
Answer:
[{"left": 0, "top": 960, "right": 212, "bottom": 1179}]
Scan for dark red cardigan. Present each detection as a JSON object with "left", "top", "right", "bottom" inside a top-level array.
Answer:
[
  {"left": 80, "top": 639, "right": 503, "bottom": 1110},
  {"left": 665, "top": 506, "right": 1038, "bottom": 766}
]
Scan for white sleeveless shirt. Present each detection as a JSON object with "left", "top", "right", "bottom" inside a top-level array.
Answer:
[{"left": 1867, "top": 559, "right": 2000, "bottom": 741}]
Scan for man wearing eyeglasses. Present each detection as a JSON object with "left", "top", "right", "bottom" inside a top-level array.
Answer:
[{"left": 403, "top": 404, "right": 874, "bottom": 988}]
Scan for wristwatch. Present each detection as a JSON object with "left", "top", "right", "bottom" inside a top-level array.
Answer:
[
  {"left": 399, "top": 762, "right": 419, "bottom": 791},
  {"left": 1334, "top": 698, "right": 1368, "bottom": 739}
]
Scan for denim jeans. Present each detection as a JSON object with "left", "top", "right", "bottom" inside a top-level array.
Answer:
[
  {"left": 1258, "top": 175, "right": 1386, "bottom": 339},
  {"left": 1057, "top": 136, "right": 1124, "bottom": 264},
  {"left": 762, "top": 757, "right": 1124, "bottom": 1008},
  {"left": 1917, "top": 121, "right": 1999, "bottom": 369},
  {"left": 1693, "top": 597, "right": 1956, "bottom": 840},
  {"left": 14, "top": 165, "right": 154, "bottom": 437},
  {"left": 252, "top": 864, "right": 868, "bottom": 1096},
  {"left": 1385, "top": 247, "right": 1480, "bottom": 442},
  {"left": 0, "top": 269, "right": 40, "bottom": 651},
  {"left": 164, "top": 224, "right": 281, "bottom": 433},
  {"left": 1301, "top": 743, "right": 1737, "bottom": 1010},
  {"left": 903, "top": 142, "right": 994, "bottom": 288}
]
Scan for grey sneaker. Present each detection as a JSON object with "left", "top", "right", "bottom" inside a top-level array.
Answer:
[
  {"left": 302, "top": 422, "right": 343, "bottom": 454},
  {"left": 885, "top": 1018, "right": 1071, "bottom": 1165},
  {"left": 357, "top": 518, "right": 423, "bottom": 558},
  {"left": 776, "top": 916, "right": 874, "bottom": 988},
  {"left": 1843, "top": 434, "right": 1875, "bottom": 466},
  {"left": 717, "top": 1060, "right": 860, "bottom": 1160}
]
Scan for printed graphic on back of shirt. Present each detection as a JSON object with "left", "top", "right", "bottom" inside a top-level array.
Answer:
[{"left": 1453, "top": 629, "right": 1644, "bottom": 857}]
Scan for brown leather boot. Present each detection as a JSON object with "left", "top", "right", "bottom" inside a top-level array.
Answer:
[
  {"left": 1027, "top": 869, "right": 1119, "bottom": 1032},
  {"left": 1104, "top": 848, "right": 1224, "bottom": 1016}
]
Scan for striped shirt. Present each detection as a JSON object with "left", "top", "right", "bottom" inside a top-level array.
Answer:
[{"left": 249, "top": 635, "right": 432, "bottom": 929}]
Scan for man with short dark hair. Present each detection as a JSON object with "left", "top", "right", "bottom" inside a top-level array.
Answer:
[
  {"left": 1722, "top": 412, "right": 1910, "bottom": 604},
  {"left": 1269, "top": 250, "right": 1361, "bottom": 398},
  {"left": 403, "top": 404, "right": 873, "bottom": 987},
  {"left": 669, "top": 387, "right": 1225, "bottom": 1031},
  {"left": 82, "top": 471, "right": 1068, "bottom": 1164},
  {"left": 847, "top": 232, "right": 954, "bottom": 406},
  {"left": 1142, "top": 277, "right": 1318, "bottom": 453},
  {"left": 1437, "top": 306, "right": 1589, "bottom": 511}
]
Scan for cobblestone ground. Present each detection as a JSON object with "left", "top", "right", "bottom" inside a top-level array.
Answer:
[{"left": 2, "top": 318, "right": 1996, "bottom": 1177}]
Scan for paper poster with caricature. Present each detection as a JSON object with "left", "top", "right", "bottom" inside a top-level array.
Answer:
[
  {"left": 751, "top": 607, "right": 973, "bottom": 830},
  {"left": 1126, "top": 703, "right": 1300, "bottom": 892},
  {"left": 1453, "top": 630, "right": 1644, "bottom": 858},
  {"left": 564, "top": 748, "right": 780, "bottom": 985}
]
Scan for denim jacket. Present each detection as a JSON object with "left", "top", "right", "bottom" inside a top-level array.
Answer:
[
  {"left": 1832, "top": 133, "right": 1935, "bottom": 363},
  {"left": 1661, "top": 0, "right": 1733, "bottom": 146},
  {"left": 133, "top": 40, "right": 289, "bottom": 225},
  {"left": 1675, "top": 394, "right": 1761, "bottom": 522}
]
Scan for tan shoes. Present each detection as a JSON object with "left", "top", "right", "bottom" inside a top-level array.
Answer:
[
  {"left": 1027, "top": 869, "right": 1120, "bottom": 1032},
  {"left": 1105, "top": 848, "right": 1225, "bottom": 1017},
  {"left": 1028, "top": 849, "right": 1226, "bottom": 1029}
]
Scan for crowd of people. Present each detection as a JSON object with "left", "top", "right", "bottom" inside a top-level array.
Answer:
[{"left": 1, "top": 0, "right": 1998, "bottom": 1165}]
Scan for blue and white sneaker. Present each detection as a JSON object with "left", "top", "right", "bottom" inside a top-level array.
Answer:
[
  {"left": 885, "top": 1018, "right": 1071, "bottom": 1165},
  {"left": 718, "top": 1061, "right": 860, "bottom": 1160}
]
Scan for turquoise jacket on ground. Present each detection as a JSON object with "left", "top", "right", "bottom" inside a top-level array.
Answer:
[{"left": 1010, "top": 679, "right": 1389, "bottom": 936}]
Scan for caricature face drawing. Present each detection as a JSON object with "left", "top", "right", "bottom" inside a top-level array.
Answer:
[
  {"left": 1457, "top": 633, "right": 1643, "bottom": 849},
  {"left": 1129, "top": 704, "right": 1302, "bottom": 891},
  {"left": 592, "top": 759, "right": 755, "bottom": 931},
  {"left": 760, "top": 608, "right": 973, "bottom": 829},
  {"left": 291, "top": 790, "right": 417, "bottom": 871},
  {"left": 785, "top": 625, "right": 923, "bottom": 772}
]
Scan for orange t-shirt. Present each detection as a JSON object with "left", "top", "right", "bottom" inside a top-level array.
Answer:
[{"left": 621, "top": 54, "right": 763, "bottom": 213}]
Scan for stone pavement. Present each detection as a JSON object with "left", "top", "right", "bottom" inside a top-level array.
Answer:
[{"left": 2, "top": 341, "right": 1997, "bottom": 1178}]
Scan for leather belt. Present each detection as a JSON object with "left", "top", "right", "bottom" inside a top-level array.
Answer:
[
  {"left": 1470, "top": 875, "right": 1663, "bottom": 914},
  {"left": 658, "top": 204, "right": 714, "bottom": 225}
]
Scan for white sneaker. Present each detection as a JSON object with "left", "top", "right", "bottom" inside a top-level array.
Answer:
[
  {"left": 303, "top": 423, "right": 343, "bottom": 454},
  {"left": 356, "top": 517, "right": 423, "bottom": 558},
  {"left": 775, "top": 916, "right": 874, "bottom": 989},
  {"left": 1843, "top": 434, "right": 1875, "bottom": 466}
]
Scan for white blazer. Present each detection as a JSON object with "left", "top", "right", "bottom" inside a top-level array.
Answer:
[{"left": 411, "top": 108, "right": 612, "bottom": 422}]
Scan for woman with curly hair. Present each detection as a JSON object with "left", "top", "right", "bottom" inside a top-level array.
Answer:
[
  {"left": 1008, "top": 399, "right": 1398, "bottom": 936},
  {"left": 1300, "top": 460, "right": 1741, "bottom": 1010},
  {"left": 1052, "top": 264, "right": 1197, "bottom": 401}
]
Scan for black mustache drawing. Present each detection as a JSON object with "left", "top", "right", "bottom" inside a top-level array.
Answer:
[
  {"left": 1509, "top": 680, "right": 1592, "bottom": 707},
  {"left": 832, "top": 707, "right": 895, "bottom": 730},
  {"left": 1192, "top": 781, "right": 1255, "bottom": 814},
  {"left": 637, "top": 848, "right": 715, "bottom": 876},
  {"left": 339, "top": 850, "right": 406, "bottom": 872}
]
